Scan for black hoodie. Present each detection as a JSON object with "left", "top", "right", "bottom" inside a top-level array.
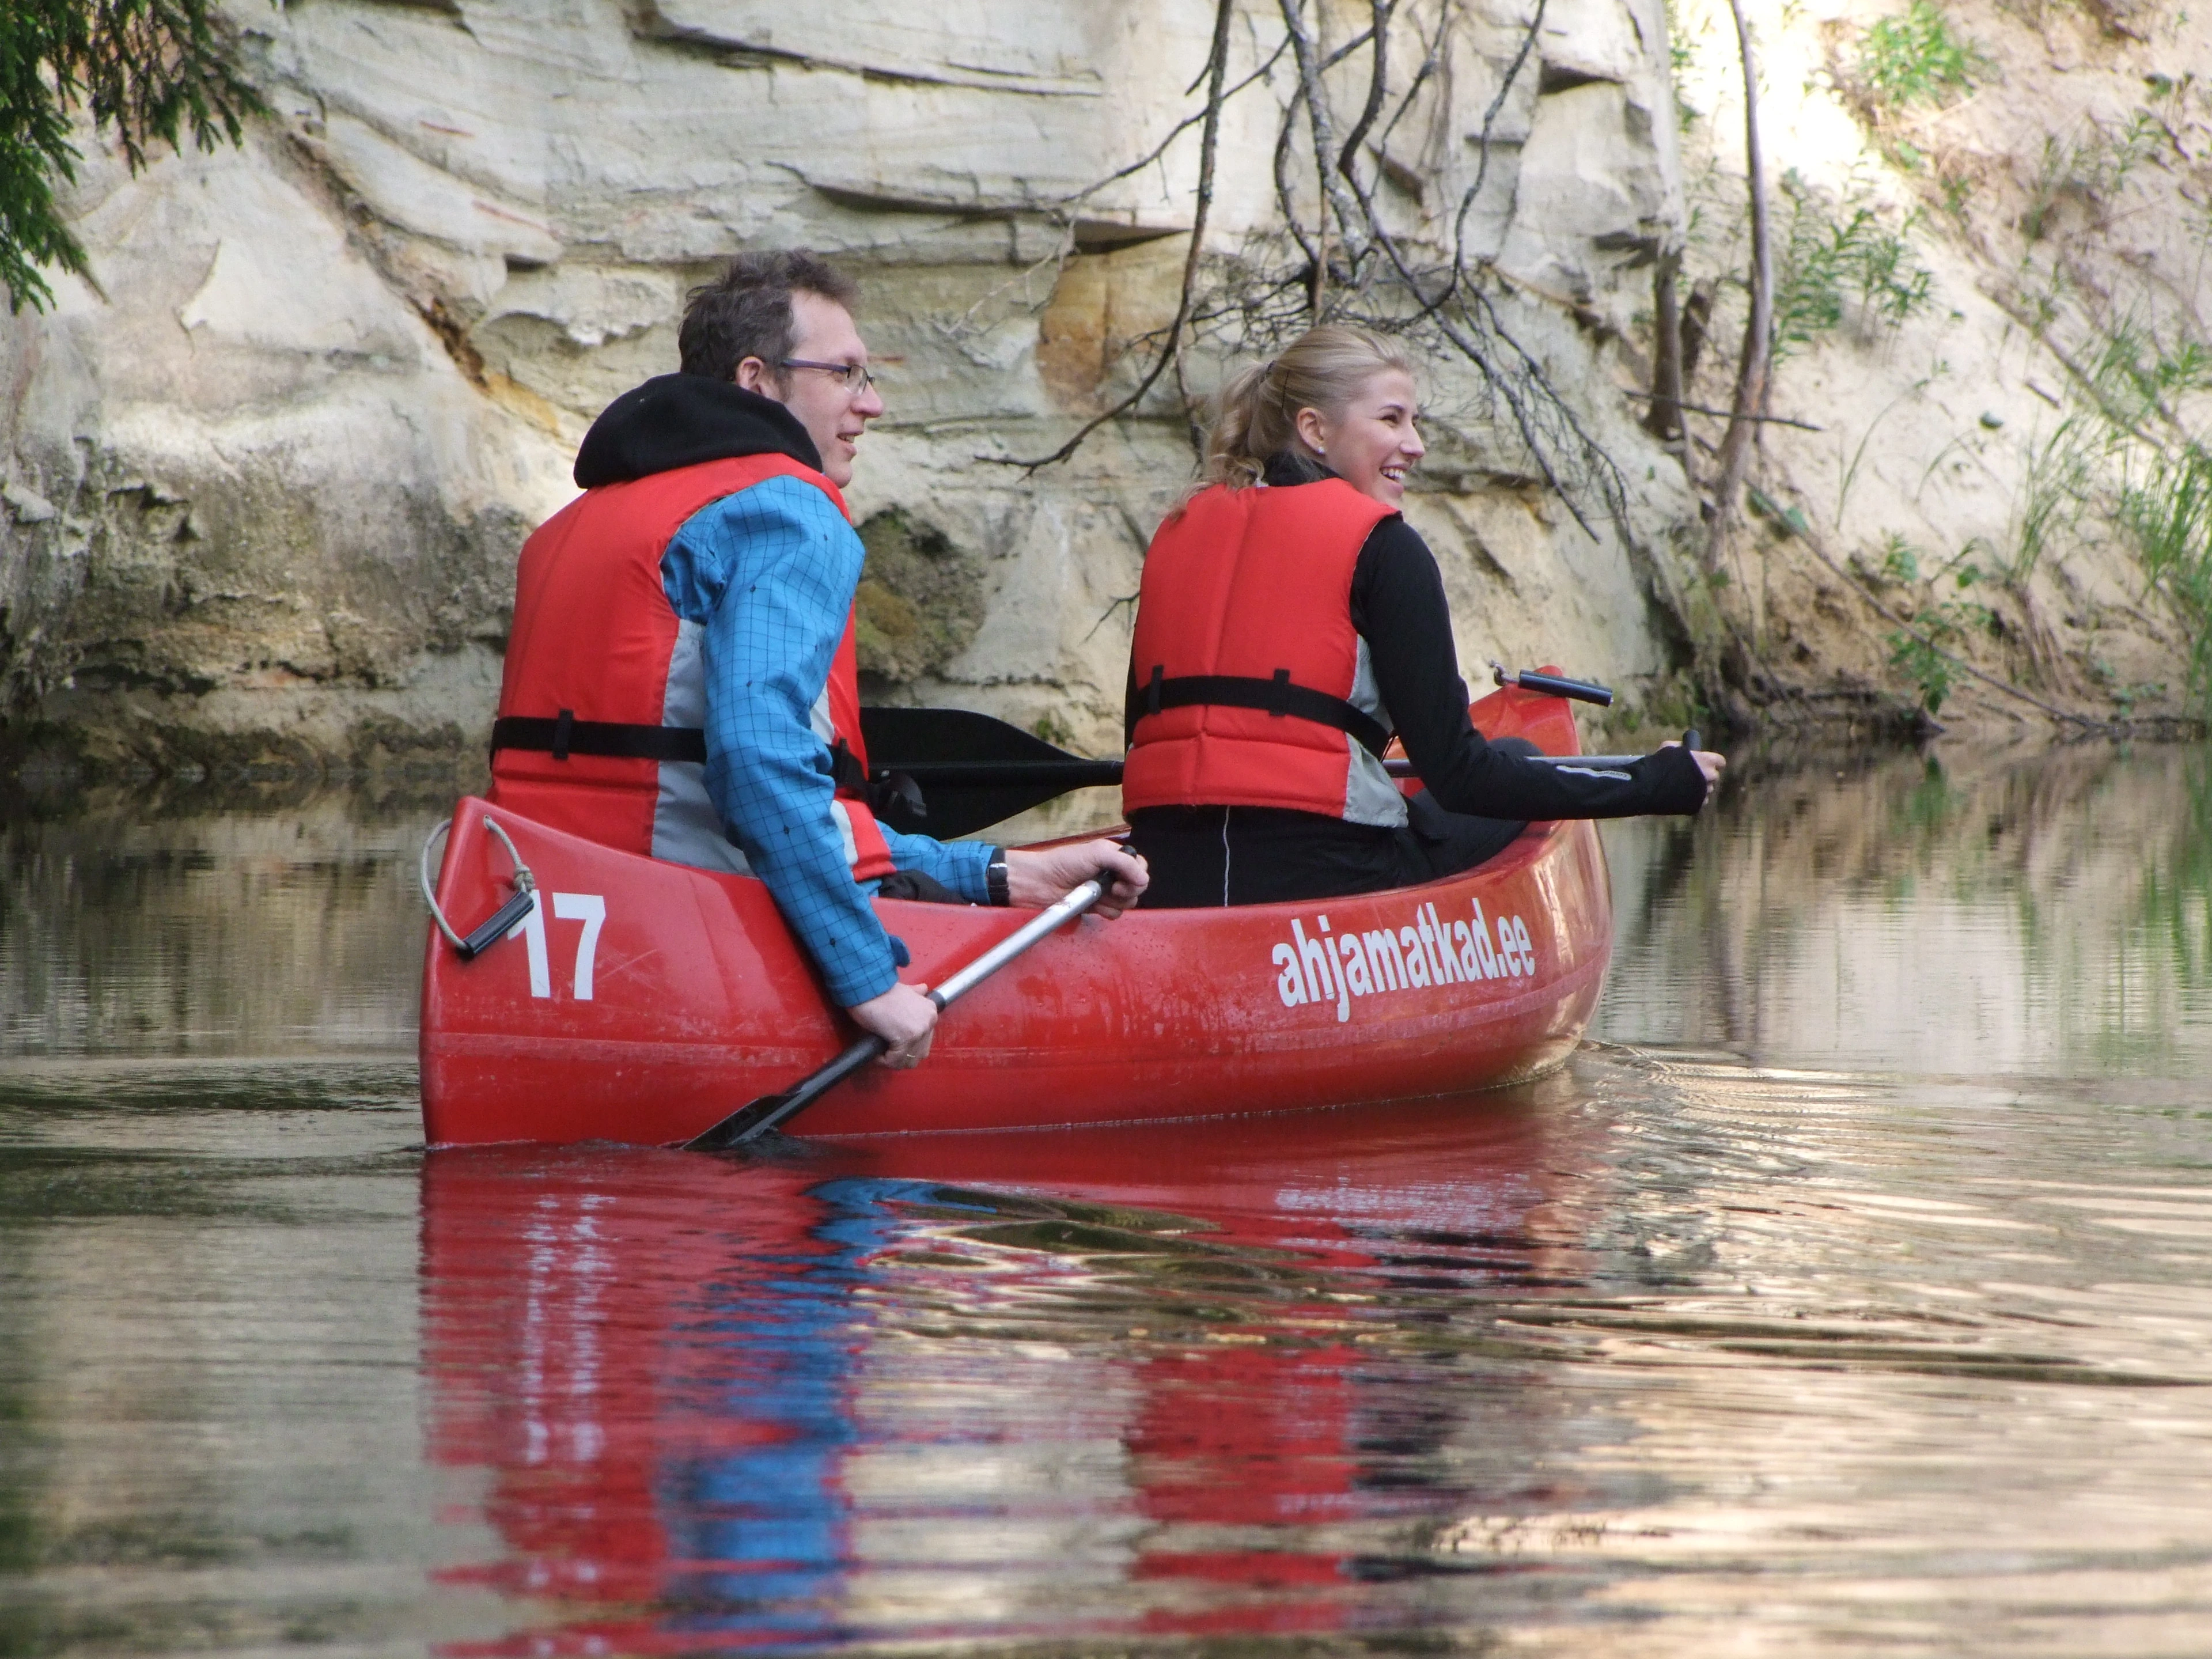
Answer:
[{"left": 572, "top": 373, "right": 821, "bottom": 489}]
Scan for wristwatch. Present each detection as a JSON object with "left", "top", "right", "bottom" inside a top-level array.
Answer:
[{"left": 985, "top": 850, "right": 1010, "bottom": 907}]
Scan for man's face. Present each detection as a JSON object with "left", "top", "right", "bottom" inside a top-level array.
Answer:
[{"left": 734, "top": 291, "right": 885, "bottom": 487}]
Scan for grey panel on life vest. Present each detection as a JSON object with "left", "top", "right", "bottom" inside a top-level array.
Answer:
[
  {"left": 652, "top": 619, "right": 756, "bottom": 876},
  {"left": 1342, "top": 637, "right": 1409, "bottom": 828}
]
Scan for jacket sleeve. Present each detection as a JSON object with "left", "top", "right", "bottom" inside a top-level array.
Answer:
[
  {"left": 662, "top": 478, "right": 907, "bottom": 1006},
  {"left": 1351, "top": 517, "right": 1710, "bottom": 820},
  {"left": 877, "top": 823, "right": 995, "bottom": 900}
]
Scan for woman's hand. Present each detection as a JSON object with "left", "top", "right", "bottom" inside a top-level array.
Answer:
[
  {"left": 847, "top": 980, "right": 938, "bottom": 1067},
  {"left": 1660, "top": 740, "right": 1727, "bottom": 787},
  {"left": 1003, "top": 840, "right": 1150, "bottom": 917}
]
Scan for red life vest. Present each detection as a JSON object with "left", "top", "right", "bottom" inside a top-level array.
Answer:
[
  {"left": 486, "top": 453, "right": 897, "bottom": 882},
  {"left": 1123, "top": 479, "right": 1405, "bottom": 824}
]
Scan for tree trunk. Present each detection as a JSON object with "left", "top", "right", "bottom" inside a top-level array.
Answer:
[
  {"left": 1704, "top": 0, "right": 1773, "bottom": 574},
  {"left": 1644, "top": 244, "right": 1688, "bottom": 460}
]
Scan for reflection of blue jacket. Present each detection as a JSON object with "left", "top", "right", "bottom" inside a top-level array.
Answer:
[
  {"left": 668, "top": 1177, "right": 937, "bottom": 1637},
  {"left": 663, "top": 482, "right": 994, "bottom": 1006}
]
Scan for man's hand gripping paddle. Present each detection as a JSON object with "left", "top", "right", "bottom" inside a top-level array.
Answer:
[{"left": 685, "top": 876, "right": 1111, "bottom": 1150}]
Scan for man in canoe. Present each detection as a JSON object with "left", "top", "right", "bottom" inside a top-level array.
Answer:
[
  {"left": 487, "top": 251, "right": 1147, "bottom": 1065},
  {"left": 1123, "top": 323, "right": 1726, "bottom": 907}
]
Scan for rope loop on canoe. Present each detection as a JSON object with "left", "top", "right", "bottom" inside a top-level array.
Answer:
[{"left": 419, "top": 815, "right": 538, "bottom": 956}]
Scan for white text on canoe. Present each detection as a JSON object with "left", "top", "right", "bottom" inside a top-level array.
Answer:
[{"left": 1271, "top": 900, "right": 1535, "bottom": 1022}]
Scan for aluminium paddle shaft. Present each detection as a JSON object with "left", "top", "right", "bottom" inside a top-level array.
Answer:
[{"left": 686, "top": 876, "right": 1109, "bottom": 1150}]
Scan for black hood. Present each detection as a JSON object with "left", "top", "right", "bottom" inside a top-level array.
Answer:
[{"left": 572, "top": 373, "right": 821, "bottom": 488}]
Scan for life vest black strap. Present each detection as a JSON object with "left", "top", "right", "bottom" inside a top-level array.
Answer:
[
  {"left": 493, "top": 714, "right": 881, "bottom": 797},
  {"left": 491, "top": 712, "right": 707, "bottom": 764},
  {"left": 827, "top": 737, "right": 870, "bottom": 794},
  {"left": 1140, "top": 664, "right": 1392, "bottom": 756}
]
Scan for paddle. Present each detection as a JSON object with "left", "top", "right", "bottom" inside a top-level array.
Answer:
[
  {"left": 858, "top": 704, "right": 1650, "bottom": 839},
  {"left": 685, "top": 875, "right": 1110, "bottom": 1151}
]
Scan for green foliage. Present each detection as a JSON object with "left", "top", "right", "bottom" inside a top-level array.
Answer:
[
  {"left": 1771, "top": 172, "right": 1934, "bottom": 359},
  {"left": 1853, "top": 1, "right": 1990, "bottom": 112},
  {"left": 2118, "top": 442, "right": 2212, "bottom": 710},
  {"left": 1, "top": 0, "right": 264, "bottom": 313},
  {"left": 1664, "top": 0, "right": 1700, "bottom": 126},
  {"left": 2012, "top": 415, "right": 2100, "bottom": 583},
  {"left": 2089, "top": 311, "right": 2212, "bottom": 425},
  {"left": 2021, "top": 112, "right": 2160, "bottom": 243},
  {"left": 1884, "top": 560, "right": 1995, "bottom": 714},
  {"left": 1879, "top": 531, "right": 1921, "bottom": 584}
]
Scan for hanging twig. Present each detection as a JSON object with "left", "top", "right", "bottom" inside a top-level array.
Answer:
[
  {"left": 1285, "top": 0, "right": 1627, "bottom": 532},
  {"left": 993, "top": 0, "right": 1237, "bottom": 471},
  {"left": 1274, "top": 85, "right": 1321, "bottom": 281},
  {"left": 1336, "top": 0, "right": 1396, "bottom": 183},
  {"left": 1705, "top": 0, "right": 1773, "bottom": 573},
  {"left": 997, "top": 0, "right": 1633, "bottom": 538},
  {"left": 1435, "top": 0, "right": 1546, "bottom": 324},
  {"left": 1373, "top": 0, "right": 1448, "bottom": 163},
  {"left": 1096, "top": 35, "right": 1292, "bottom": 210},
  {"left": 948, "top": 30, "right": 1291, "bottom": 343},
  {"left": 1280, "top": 0, "right": 1367, "bottom": 296}
]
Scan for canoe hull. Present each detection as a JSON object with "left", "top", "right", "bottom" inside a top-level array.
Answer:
[{"left": 419, "top": 688, "right": 1612, "bottom": 1145}]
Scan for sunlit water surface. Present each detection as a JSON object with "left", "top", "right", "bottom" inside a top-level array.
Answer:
[{"left": 4, "top": 744, "right": 2211, "bottom": 1657}]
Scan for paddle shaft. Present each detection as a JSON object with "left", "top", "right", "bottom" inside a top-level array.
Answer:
[
  {"left": 687, "top": 877, "right": 1108, "bottom": 1150},
  {"left": 879, "top": 753, "right": 1649, "bottom": 790}
]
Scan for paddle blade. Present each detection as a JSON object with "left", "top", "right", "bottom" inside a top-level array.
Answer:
[
  {"left": 861, "top": 706, "right": 1119, "bottom": 838},
  {"left": 686, "top": 1091, "right": 791, "bottom": 1152},
  {"left": 688, "top": 1032, "right": 885, "bottom": 1151}
]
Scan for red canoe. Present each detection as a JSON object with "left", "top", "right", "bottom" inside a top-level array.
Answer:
[{"left": 418, "top": 681, "right": 1613, "bottom": 1146}]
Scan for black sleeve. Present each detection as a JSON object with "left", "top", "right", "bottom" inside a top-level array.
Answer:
[{"left": 1350, "top": 517, "right": 1709, "bottom": 820}]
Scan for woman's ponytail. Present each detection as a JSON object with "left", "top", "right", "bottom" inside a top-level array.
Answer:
[
  {"left": 1204, "top": 361, "right": 1277, "bottom": 491},
  {"left": 1197, "top": 325, "right": 1415, "bottom": 494}
]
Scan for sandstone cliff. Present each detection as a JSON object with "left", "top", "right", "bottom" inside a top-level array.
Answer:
[{"left": 1, "top": 0, "right": 2202, "bottom": 787}]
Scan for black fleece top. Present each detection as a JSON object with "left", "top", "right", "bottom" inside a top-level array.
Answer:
[
  {"left": 1126, "top": 456, "right": 1710, "bottom": 821},
  {"left": 572, "top": 374, "right": 821, "bottom": 487}
]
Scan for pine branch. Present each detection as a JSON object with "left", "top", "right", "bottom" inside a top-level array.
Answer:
[{"left": 2, "top": 0, "right": 268, "bottom": 313}]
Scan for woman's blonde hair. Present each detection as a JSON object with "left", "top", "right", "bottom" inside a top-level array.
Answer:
[{"left": 1200, "top": 324, "right": 1415, "bottom": 491}]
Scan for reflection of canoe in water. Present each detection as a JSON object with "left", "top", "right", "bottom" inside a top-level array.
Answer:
[
  {"left": 419, "top": 1099, "right": 1584, "bottom": 1650},
  {"left": 418, "top": 683, "right": 1612, "bottom": 1146}
]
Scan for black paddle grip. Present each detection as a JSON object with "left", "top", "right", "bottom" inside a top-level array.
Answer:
[
  {"left": 1513, "top": 670, "right": 1615, "bottom": 707},
  {"left": 456, "top": 888, "right": 536, "bottom": 961}
]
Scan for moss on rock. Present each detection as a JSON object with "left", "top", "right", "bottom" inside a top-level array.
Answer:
[{"left": 853, "top": 510, "right": 984, "bottom": 685}]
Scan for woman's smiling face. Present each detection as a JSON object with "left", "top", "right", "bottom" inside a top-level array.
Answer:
[{"left": 1294, "top": 368, "right": 1425, "bottom": 506}]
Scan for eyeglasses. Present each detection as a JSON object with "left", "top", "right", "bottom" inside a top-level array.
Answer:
[{"left": 778, "top": 358, "right": 878, "bottom": 395}]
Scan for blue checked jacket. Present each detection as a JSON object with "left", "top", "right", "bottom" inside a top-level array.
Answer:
[{"left": 660, "top": 476, "right": 994, "bottom": 1005}]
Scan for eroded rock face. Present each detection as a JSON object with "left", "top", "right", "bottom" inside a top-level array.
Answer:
[{"left": 2, "top": 0, "right": 1702, "bottom": 777}]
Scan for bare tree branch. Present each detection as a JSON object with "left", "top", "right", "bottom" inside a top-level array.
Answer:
[
  {"left": 1280, "top": 0, "right": 1367, "bottom": 299},
  {"left": 1705, "top": 0, "right": 1774, "bottom": 572},
  {"left": 1106, "top": 35, "right": 1289, "bottom": 207},
  {"left": 1438, "top": 0, "right": 1546, "bottom": 322},
  {"left": 993, "top": 0, "right": 1632, "bottom": 543},
  {"left": 1374, "top": 0, "right": 1450, "bottom": 164},
  {"left": 992, "top": 0, "right": 1237, "bottom": 471},
  {"left": 1336, "top": 0, "right": 1396, "bottom": 184}
]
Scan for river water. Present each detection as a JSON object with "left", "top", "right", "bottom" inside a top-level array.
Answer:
[{"left": 4, "top": 741, "right": 2210, "bottom": 1657}]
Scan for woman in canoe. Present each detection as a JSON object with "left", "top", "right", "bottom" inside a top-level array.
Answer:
[{"left": 1123, "top": 323, "right": 1725, "bottom": 909}]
